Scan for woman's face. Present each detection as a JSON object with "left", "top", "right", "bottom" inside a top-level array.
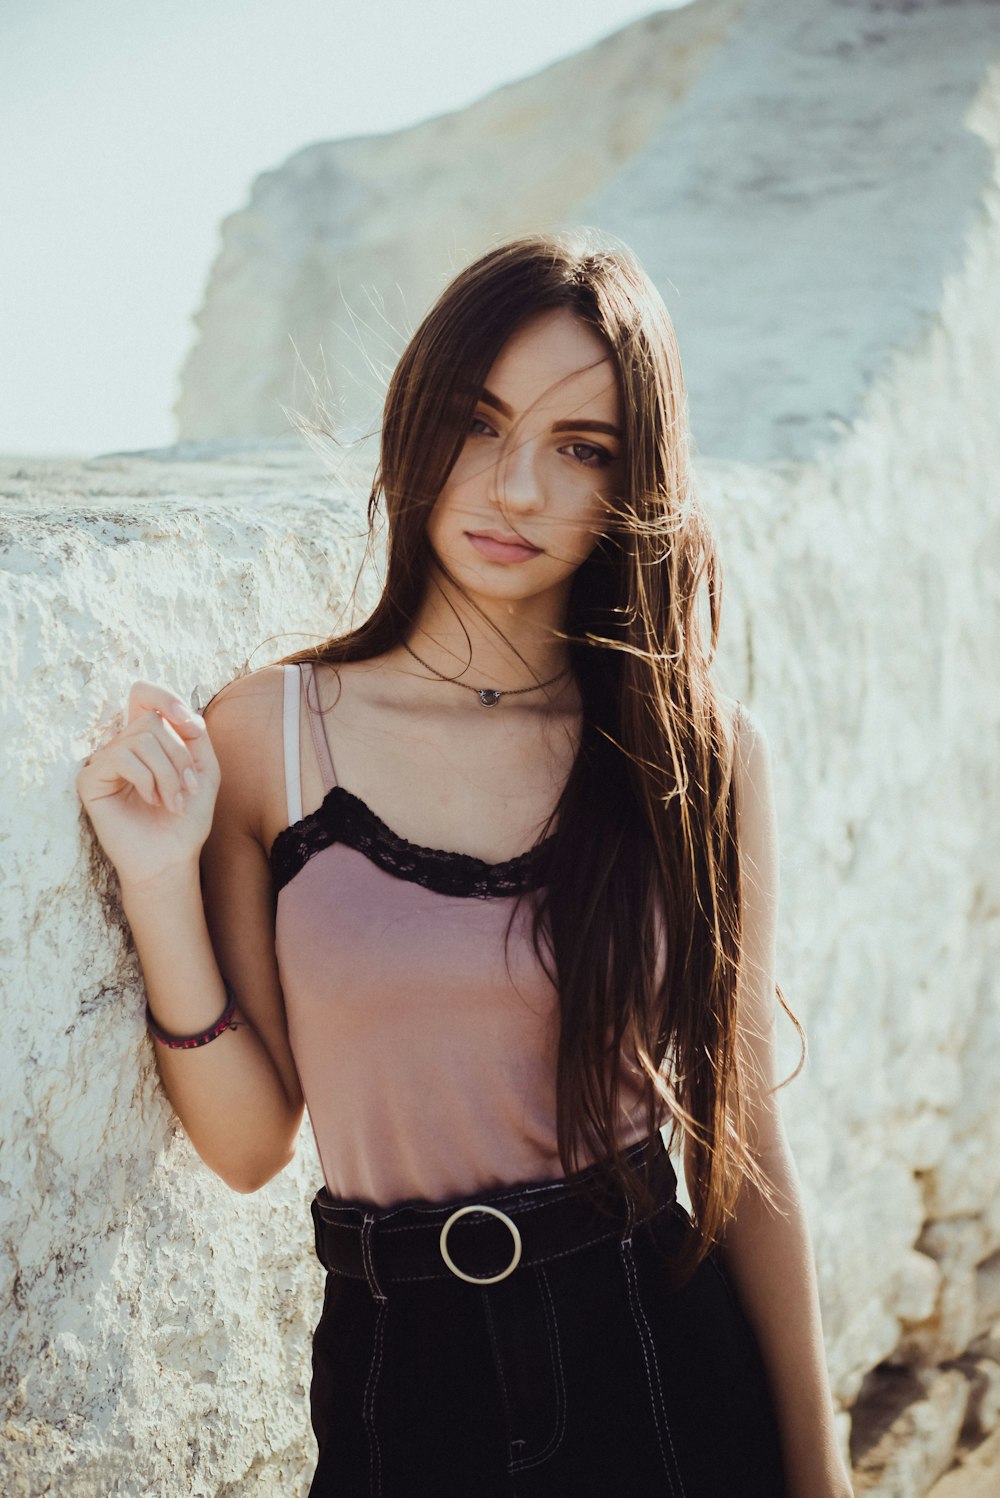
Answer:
[{"left": 425, "top": 307, "right": 623, "bottom": 606}]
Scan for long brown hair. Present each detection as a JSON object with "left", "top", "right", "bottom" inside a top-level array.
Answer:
[{"left": 270, "top": 227, "right": 805, "bottom": 1291}]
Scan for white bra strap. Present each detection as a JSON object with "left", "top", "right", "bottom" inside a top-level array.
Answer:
[{"left": 282, "top": 664, "right": 303, "bottom": 826}]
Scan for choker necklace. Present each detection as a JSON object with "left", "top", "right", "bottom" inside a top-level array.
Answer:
[{"left": 402, "top": 640, "right": 570, "bottom": 708}]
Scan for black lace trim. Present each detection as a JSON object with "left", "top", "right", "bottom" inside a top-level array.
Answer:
[{"left": 269, "top": 786, "right": 554, "bottom": 899}]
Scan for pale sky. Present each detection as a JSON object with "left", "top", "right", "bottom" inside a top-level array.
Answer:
[{"left": 0, "top": 0, "right": 689, "bottom": 458}]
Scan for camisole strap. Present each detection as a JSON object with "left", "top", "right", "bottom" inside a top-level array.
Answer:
[
  {"left": 282, "top": 664, "right": 303, "bottom": 826},
  {"left": 301, "top": 660, "right": 339, "bottom": 794}
]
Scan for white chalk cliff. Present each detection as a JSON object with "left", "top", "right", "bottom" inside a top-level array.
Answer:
[
  {"left": 175, "top": 0, "right": 744, "bottom": 444},
  {"left": 3, "top": 1, "right": 1000, "bottom": 1493}
]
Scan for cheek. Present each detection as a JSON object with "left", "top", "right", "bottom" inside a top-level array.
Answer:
[
  {"left": 425, "top": 490, "right": 452, "bottom": 541},
  {"left": 570, "top": 531, "right": 605, "bottom": 571},
  {"left": 424, "top": 487, "right": 470, "bottom": 564},
  {"left": 560, "top": 497, "right": 610, "bottom": 563},
  {"left": 428, "top": 480, "right": 465, "bottom": 531},
  {"left": 422, "top": 508, "right": 444, "bottom": 569}
]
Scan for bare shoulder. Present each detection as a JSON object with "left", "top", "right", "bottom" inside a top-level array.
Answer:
[
  {"left": 201, "top": 663, "right": 288, "bottom": 846},
  {"left": 712, "top": 691, "right": 767, "bottom": 757},
  {"left": 708, "top": 692, "right": 774, "bottom": 835},
  {"left": 723, "top": 699, "right": 777, "bottom": 868},
  {"left": 202, "top": 661, "right": 286, "bottom": 715}
]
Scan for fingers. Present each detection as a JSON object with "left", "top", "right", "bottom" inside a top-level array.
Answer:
[
  {"left": 122, "top": 719, "right": 197, "bottom": 811},
  {"left": 127, "top": 680, "right": 205, "bottom": 738},
  {"left": 81, "top": 682, "right": 210, "bottom": 813},
  {"left": 127, "top": 681, "right": 209, "bottom": 771},
  {"left": 117, "top": 743, "right": 174, "bottom": 810}
]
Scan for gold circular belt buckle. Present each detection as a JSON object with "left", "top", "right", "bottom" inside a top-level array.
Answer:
[{"left": 439, "top": 1203, "right": 523, "bottom": 1284}]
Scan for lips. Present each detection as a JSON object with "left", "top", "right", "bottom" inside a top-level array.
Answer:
[
  {"left": 465, "top": 530, "right": 543, "bottom": 564},
  {"left": 468, "top": 529, "right": 540, "bottom": 548}
]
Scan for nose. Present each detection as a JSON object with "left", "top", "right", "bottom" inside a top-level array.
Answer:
[{"left": 488, "top": 429, "right": 545, "bottom": 515}]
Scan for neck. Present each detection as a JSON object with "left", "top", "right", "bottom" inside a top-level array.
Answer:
[{"left": 402, "top": 582, "right": 573, "bottom": 693}]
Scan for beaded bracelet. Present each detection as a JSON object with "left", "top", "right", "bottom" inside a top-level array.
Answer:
[{"left": 145, "top": 993, "right": 242, "bottom": 1049}]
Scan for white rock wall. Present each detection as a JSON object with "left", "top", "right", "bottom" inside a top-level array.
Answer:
[
  {"left": 583, "top": 0, "right": 1000, "bottom": 465},
  {"left": 4, "top": 0, "right": 1000, "bottom": 1492},
  {"left": 0, "top": 440, "right": 381, "bottom": 1496},
  {"left": 174, "top": 0, "right": 745, "bottom": 444},
  {"left": 697, "top": 60, "right": 1000, "bottom": 1489},
  {"left": 4, "top": 188, "right": 1000, "bottom": 1479}
]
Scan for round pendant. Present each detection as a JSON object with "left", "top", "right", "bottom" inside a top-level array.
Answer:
[{"left": 478, "top": 689, "right": 502, "bottom": 707}]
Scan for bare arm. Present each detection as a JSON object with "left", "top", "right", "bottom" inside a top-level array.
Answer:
[
  {"left": 688, "top": 705, "right": 853, "bottom": 1498},
  {"left": 79, "top": 671, "right": 304, "bottom": 1193}
]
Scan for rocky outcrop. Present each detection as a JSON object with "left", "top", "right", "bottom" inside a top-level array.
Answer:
[
  {"left": 0, "top": 439, "right": 376, "bottom": 1497},
  {"left": 176, "top": 0, "right": 1000, "bottom": 470},
  {"left": 4, "top": 1, "right": 1000, "bottom": 1492},
  {"left": 174, "top": 0, "right": 744, "bottom": 443}
]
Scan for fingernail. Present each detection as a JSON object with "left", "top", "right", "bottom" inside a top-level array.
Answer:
[
  {"left": 183, "top": 767, "right": 198, "bottom": 790},
  {"left": 174, "top": 792, "right": 185, "bottom": 813}
]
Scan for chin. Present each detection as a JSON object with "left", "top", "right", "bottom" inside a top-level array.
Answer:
[{"left": 462, "top": 565, "right": 545, "bottom": 598}]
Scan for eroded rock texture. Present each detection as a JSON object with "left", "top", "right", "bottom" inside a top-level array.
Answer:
[
  {"left": 174, "top": 0, "right": 744, "bottom": 444},
  {"left": 0, "top": 441, "right": 379, "bottom": 1496},
  {"left": 4, "top": 0, "right": 1000, "bottom": 1492}
]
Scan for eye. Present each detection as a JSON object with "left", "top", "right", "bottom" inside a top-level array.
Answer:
[
  {"left": 469, "top": 415, "right": 495, "bottom": 437},
  {"left": 565, "top": 442, "right": 614, "bottom": 469}
]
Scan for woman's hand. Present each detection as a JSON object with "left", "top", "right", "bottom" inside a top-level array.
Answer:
[{"left": 76, "top": 680, "right": 220, "bottom": 888}]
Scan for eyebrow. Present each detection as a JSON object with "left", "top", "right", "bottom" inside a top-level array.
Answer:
[{"left": 470, "top": 385, "right": 622, "bottom": 441}]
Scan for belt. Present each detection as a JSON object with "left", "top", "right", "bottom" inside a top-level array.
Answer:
[{"left": 310, "top": 1132, "right": 679, "bottom": 1296}]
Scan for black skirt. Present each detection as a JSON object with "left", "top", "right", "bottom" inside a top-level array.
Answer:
[{"left": 306, "top": 1134, "right": 787, "bottom": 1497}]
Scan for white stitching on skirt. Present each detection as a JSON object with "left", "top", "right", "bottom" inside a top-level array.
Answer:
[
  {"left": 360, "top": 1213, "right": 387, "bottom": 1498},
  {"left": 619, "top": 1235, "right": 687, "bottom": 1498},
  {"left": 508, "top": 1266, "right": 568, "bottom": 1472},
  {"left": 361, "top": 1299, "right": 387, "bottom": 1498},
  {"left": 480, "top": 1290, "right": 517, "bottom": 1455}
]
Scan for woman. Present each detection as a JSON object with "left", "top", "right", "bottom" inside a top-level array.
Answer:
[{"left": 77, "top": 230, "right": 853, "bottom": 1497}]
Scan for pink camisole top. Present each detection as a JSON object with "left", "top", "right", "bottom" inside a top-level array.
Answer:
[{"left": 270, "top": 661, "right": 666, "bottom": 1208}]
